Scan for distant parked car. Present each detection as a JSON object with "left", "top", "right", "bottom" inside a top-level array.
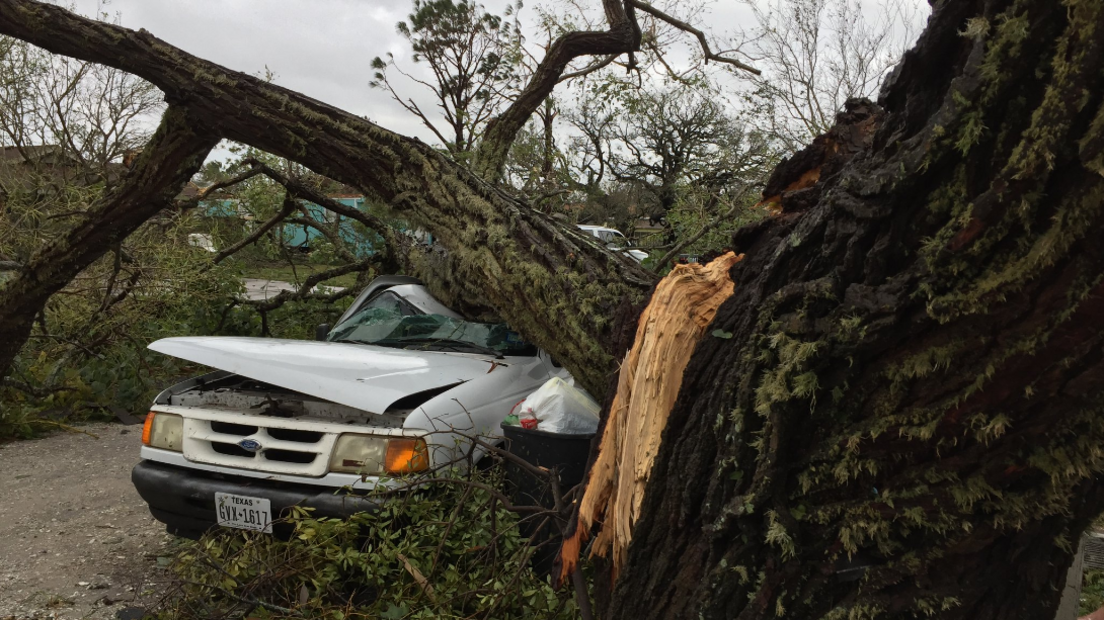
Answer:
[{"left": 577, "top": 225, "right": 648, "bottom": 262}]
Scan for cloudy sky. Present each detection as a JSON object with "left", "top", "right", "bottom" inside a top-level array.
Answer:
[{"left": 60, "top": 0, "right": 927, "bottom": 152}]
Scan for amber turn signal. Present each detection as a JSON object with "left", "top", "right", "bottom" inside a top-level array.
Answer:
[
  {"left": 141, "top": 411, "right": 155, "bottom": 445},
  {"left": 141, "top": 411, "right": 183, "bottom": 451},
  {"left": 384, "top": 438, "right": 429, "bottom": 474}
]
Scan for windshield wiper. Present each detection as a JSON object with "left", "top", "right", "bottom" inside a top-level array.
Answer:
[{"left": 374, "top": 337, "right": 505, "bottom": 359}]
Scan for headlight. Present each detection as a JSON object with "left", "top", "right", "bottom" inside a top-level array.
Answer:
[
  {"left": 328, "top": 435, "right": 429, "bottom": 475},
  {"left": 142, "top": 412, "right": 183, "bottom": 452},
  {"left": 329, "top": 434, "right": 389, "bottom": 474}
]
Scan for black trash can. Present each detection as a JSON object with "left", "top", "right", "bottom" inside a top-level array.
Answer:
[{"left": 500, "top": 423, "right": 594, "bottom": 574}]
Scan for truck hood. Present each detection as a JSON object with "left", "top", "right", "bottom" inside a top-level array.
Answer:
[{"left": 149, "top": 336, "right": 499, "bottom": 413}]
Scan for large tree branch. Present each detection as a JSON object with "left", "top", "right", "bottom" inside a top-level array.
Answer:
[
  {"left": 0, "top": 103, "right": 216, "bottom": 379},
  {"left": 241, "top": 259, "right": 373, "bottom": 313},
  {"left": 0, "top": 0, "right": 656, "bottom": 395},
  {"left": 558, "top": 54, "right": 619, "bottom": 83}
]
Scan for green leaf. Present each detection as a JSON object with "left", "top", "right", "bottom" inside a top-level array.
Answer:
[
  {"left": 380, "top": 603, "right": 409, "bottom": 619},
  {"left": 712, "top": 329, "right": 734, "bottom": 339}
]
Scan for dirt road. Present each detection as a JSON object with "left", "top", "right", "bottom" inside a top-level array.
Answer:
[{"left": 0, "top": 423, "right": 173, "bottom": 619}]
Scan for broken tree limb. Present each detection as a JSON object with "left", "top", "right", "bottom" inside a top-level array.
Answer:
[
  {"left": 0, "top": 104, "right": 216, "bottom": 380},
  {"left": 205, "top": 193, "right": 298, "bottom": 269},
  {"left": 561, "top": 252, "right": 742, "bottom": 580}
]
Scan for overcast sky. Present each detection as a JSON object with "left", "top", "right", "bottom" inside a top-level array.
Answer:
[{"left": 61, "top": 0, "right": 928, "bottom": 154}]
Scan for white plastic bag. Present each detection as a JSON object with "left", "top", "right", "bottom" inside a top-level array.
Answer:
[{"left": 515, "top": 376, "right": 600, "bottom": 434}]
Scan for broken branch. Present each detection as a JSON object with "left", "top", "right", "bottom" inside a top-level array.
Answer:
[{"left": 205, "top": 193, "right": 297, "bottom": 268}]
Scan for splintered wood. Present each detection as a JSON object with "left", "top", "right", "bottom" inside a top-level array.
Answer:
[{"left": 561, "top": 252, "right": 741, "bottom": 579}]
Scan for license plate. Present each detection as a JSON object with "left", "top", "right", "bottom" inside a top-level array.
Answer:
[{"left": 214, "top": 492, "right": 273, "bottom": 533}]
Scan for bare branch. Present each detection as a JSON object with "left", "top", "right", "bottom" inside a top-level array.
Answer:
[
  {"left": 248, "top": 162, "right": 396, "bottom": 248},
  {"left": 173, "top": 165, "right": 266, "bottom": 212},
  {"left": 629, "top": 0, "right": 760, "bottom": 75},
  {"left": 558, "top": 53, "right": 618, "bottom": 83},
  {"left": 240, "top": 259, "right": 374, "bottom": 312}
]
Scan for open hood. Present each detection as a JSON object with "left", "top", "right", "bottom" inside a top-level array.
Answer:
[{"left": 149, "top": 336, "right": 497, "bottom": 413}]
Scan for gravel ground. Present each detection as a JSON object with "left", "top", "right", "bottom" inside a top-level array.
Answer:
[{"left": 0, "top": 423, "right": 175, "bottom": 619}]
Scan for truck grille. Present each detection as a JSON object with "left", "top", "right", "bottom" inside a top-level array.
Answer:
[{"left": 183, "top": 418, "right": 338, "bottom": 477}]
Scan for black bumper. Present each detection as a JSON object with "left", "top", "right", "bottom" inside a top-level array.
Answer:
[{"left": 131, "top": 460, "right": 380, "bottom": 538}]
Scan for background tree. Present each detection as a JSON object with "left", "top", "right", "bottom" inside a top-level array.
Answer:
[
  {"left": 745, "top": 0, "right": 921, "bottom": 150},
  {"left": 0, "top": 35, "right": 161, "bottom": 175},
  {"left": 502, "top": 96, "right": 575, "bottom": 210},
  {"left": 370, "top": 0, "right": 525, "bottom": 162},
  {"left": 559, "top": 78, "right": 777, "bottom": 253},
  {"left": 607, "top": 83, "right": 772, "bottom": 211}
]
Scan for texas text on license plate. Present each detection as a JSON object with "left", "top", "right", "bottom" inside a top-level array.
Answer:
[{"left": 214, "top": 492, "right": 273, "bottom": 533}]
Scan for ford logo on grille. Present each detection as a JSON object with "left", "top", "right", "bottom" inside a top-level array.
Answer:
[{"left": 238, "top": 439, "right": 262, "bottom": 453}]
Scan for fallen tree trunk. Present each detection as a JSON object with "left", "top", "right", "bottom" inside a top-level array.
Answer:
[{"left": 600, "top": 1, "right": 1104, "bottom": 617}]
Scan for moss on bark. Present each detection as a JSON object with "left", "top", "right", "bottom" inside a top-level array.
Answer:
[{"left": 608, "top": 1, "right": 1104, "bottom": 618}]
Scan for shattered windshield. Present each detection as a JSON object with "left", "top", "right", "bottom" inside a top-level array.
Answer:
[{"left": 326, "top": 290, "right": 536, "bottom": 356}]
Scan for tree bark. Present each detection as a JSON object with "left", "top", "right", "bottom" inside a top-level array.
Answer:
[
  {"left": 0, "top": 0, "right": 655, "bottom": 396},
  {"left": 0, "top": 105, "right": 215, "bottom": 380},
  {"left": 602, "top": 1, "right": 1104, "bottom": 618}
]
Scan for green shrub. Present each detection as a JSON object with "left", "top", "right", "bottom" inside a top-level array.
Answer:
[{"left": 160, "top": 469, "right": 581, "bottom": 619}]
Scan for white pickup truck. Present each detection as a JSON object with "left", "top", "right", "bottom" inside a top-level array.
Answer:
[{"left": 132, "top": 276, "right": 568, "bottom": 537}]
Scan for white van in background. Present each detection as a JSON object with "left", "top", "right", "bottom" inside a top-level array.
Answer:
[{"left": 576, "top": 225, "right": 648, "bottom": 262}]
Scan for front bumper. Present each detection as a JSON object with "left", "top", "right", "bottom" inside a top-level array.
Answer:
[{"left": 131, "top": 460, "right": 380, "bottom": 538}]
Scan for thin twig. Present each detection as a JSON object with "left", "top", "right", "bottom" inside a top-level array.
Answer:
[{"left": 558, "top": 54, "right": 618, "bottom": 83}]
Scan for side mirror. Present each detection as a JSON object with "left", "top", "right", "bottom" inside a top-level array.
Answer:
[{"left": 315, "top": 324, "right": 331, "bottom": 341}]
